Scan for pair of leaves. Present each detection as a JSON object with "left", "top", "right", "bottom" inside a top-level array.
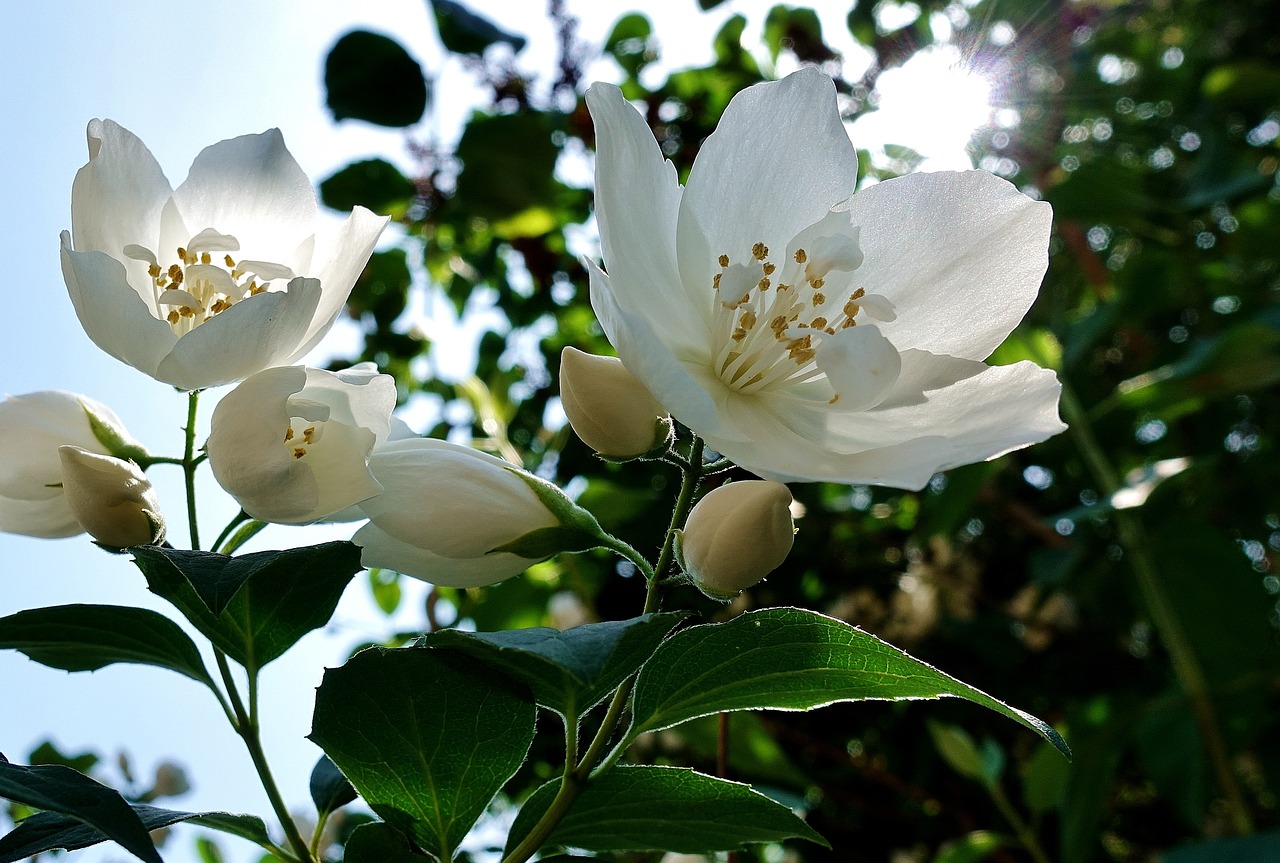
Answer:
[
  {"left": 0, "top": 760, "right": 272, "bottom": 863},
  {"left": 131, "top": 541, "right": 362, "bottom": 673}
]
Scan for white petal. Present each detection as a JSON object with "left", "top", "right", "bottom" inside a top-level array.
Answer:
[
  {"left": 352, "top": 521, "right": 534, "bottom": 588},
  {"left": 171, "top": 129, "right": 317, "bottom": 258},
  {"left": 845, "top": 170, "right": 1052, "bottom": 360},
  {"left": 298, "top": 366, "right": 396, "bottom": 446},
  {"left": 60, "top": 238, "right": 177, "bottom": 377},
  {"left": 288, "top": 206, "right": 389, "bottom": 362},
  {"left": 71, "top": 120, "right": 172, "bottom": 266},
  {"left": 815, "top": 325, "right": 903, "bottom": 411},
  {"left": 679, "top": 68, "right": 858, "bottom": 279},
  {"left": 0, "top": 493, "right": 83, "bottom": 539},
  {"left": 586, "top": 83, "right": 708, "bottom": 339},
  {"left": 154, "top": 277, "right": 322, "bottom": 390}
]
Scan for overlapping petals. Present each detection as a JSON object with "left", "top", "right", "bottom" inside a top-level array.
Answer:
[{"left": 585, "top": 68, "right": 1065, "bottom": 489}]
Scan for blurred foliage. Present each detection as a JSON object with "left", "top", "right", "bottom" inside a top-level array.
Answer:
[{"left": 318, "top": 0, "right": 1280, "bottom": 860}]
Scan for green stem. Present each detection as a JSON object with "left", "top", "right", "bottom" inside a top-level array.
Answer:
[
  {"left": 988, "top": 782, "right": 1051, "bottom": 863},
  {"left": 215, "top": 652, "right": 313, "bottom": 863},
  {"left": 1061, "top": 385, "right": 1253, "bottom": 833},
  {"left": 211, "top": 510, "right": 251, "bottom": 554},
  {"left": 182, "top": 391, "right": 201, "bottom": 550}
]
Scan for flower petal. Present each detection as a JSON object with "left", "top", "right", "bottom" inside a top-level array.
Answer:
[
  {"left": 586, "top": 83, "right": 708, "bottom": 340},
  {"left": 170, "top": 129, "right": 317, "bottom": 259},
  {"left": 71, "top": 120, "right": 172, "bottom": 267},
  {"left": 352, "top": 521, "right": 534, "bottom": 589},
  {"left": 0, "top": 493, "right": 83, "bottom": 539},
  {"left": 60, "top": 238, "right": 177, "bottom": 377},
  {"left": 286, "top": 206, "right": 389, "bottom": 363},
  {"left": 815, "top": 325, "right": 903, "bottom": 411},
  {"left": 844, "top": 170, "right": 1053, "bottom": 360},
  {"left": 678, "top": 68, "right": 858, "bottom": 286},
  {"left": 154, "top": 278, "right": 323, "bottom": 390}
]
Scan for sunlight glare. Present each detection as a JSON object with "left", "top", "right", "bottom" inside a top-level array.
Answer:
[{"left": 850, "top": 44, "right": 995, "bottom": 171}]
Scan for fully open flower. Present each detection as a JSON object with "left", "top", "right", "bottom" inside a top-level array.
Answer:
[
  {"left": 352, "top": 438, "right": 564, "bottom": 588},
  {"left": 59, "top": 446, "right": 165, "bottom": 548},
  {"left": 60, "top": 120, "right": 388, "bottom": 391},
  {"left": 207, "top": 365, "right": 397, "bottom": 524},
  {"left": 586, "top": 69, "right": 1065, "bottom": 489},
  {"left": 0, "top": 391, "right": 143, "bottom": 538}
]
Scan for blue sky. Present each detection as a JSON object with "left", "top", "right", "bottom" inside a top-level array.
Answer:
[{"left": 0, "top": 3, "right": 986, "bottom": 861}]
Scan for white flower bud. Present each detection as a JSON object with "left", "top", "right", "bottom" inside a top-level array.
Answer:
[
  {"left": 58, "top": 446, "right": 165, "bottom": 548},
  {"left": 559, "top": 347, "right": 671, "bottom": 459},
  {"left": 679, "top": 480, "right": 795, "bottom": 599}
]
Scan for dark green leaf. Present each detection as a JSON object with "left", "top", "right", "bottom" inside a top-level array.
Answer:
[
  {"left": 310, "top": 647, "right": 535, "bottom": 861},
  {"left": 429, "top": 0, "right": 526, "bottom": 55},
  {"left": 0, "top": 762, "right": 162, "bottom": 863},
  {"left": 319, "top": 159, "right": 416, "bottom": 217},
  {"left": 932, "top": 831, "right": 1006, "bottom": 863},
  {"left": 628, "top": 608, "right": 1069, "bottom": 757},
  {"left": 505, "top": 767, "right": 827, "bottom": 855},
  {"left": 131, "top": 542, "right": 362, "bottom": 671},
  {"left": 425, "top": 613, "right": 685, "bottom": 720},
  {"left": 1022, "top": 740, "right": 1070, "bottom": 814},
  {"left": 325, "top": 30, "right": 428, "bottom": 127},
  {"left": 309, "top": 755, "right": 356, "bottom": 817},
  {"left": 343, "top": 822, "right": 429, "bottom": 862},
  {"left": 1164, "top": 831, "right": 1280, "bottom": 863},
  {"left": 604, "top": 13, "right": 654, "bottom": 78},
  {"left": 27, "top": 742, "right": 98, "bottom": 775},
  {"left": 0, "top": 604, "right": 213, "bottom": 688},
  {"left": 454, "top": 112, "right": 559, "bottom": 221},
  {"left": 0, "top": 803, "right": 273, "bottom": 862}
]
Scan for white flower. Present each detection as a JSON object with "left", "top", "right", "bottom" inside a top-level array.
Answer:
[
  {"left": 352, "top": 438, "right": 561, "bottom": 588},
  {"left": 58, "top": 446, "right": 165, "bottom": 548},
  {"left": 60, "top": 120, "right": 389, "bottom": 391},
  {"left": 586, "top": 69, "right": 1066, "bottom": 489},
  {"left": 559, "top": 346, "right": 671, "bottom": 459},
  {"left": 207, "top": 365, "right": 397, "bottom": 524},
  {"left": 679, "top": 480, "right": 795, "bottom": 599},
  {"left": 0, "top": 391, "right": 142, "bottom": 538}
]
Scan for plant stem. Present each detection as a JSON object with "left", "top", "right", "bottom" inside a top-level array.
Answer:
[
  {"left": 182, "top": 391, "right": 201, "bottom": 550},
  {"left": 988, "top": 782, "right": 1052, "bottom": 863},
  {"left": 502, "top": 444, "right": 708, "bottom": 863},
  {"left": 215, "top": 651, "right": 313, "bottom": 863},
  {"left": 1061, "top": 385, "right": 1253, "bottom": 833}
]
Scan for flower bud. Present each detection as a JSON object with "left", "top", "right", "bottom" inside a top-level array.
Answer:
[
  {"left": 58, "top": 446, "right": 165, "bottom": 548},
  {"left": 678, "top": 480, "right": 795, "bottom": 599},
  {"left": 559, "top": 347, "right": 671, "bottom": 460}
]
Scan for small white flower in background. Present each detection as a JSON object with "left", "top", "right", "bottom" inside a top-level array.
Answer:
[
  {"left": 353, "top": 438, "right": 568, "bottom": 588},
  {"left": 207, "top": 364, "right": 397, "bottom": 524},
  {"left": 0, "top": 391, "right": 144, "bottom": 539},
  {"left": 60, "top": 120, "right": 388, "bottom": 391},
  {"left": 58, "top": 446, "right": 165, "bottom": 548},
  {"left": 559, "top": 346, "right": 671, "bottom": 460},
  {"left": 678, "top": 480, "right": 795, "bottom": 599},
  {"left": 586, "top": 68, "right": 1066, "bottom": 489}
]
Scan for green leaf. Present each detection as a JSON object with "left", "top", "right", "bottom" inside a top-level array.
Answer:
[
  {"left": 348, "top": 249, "right": 413, "bottom": 330},
  {"left": 931, "top": 830, "right": 1005, "bottom": 863},
  {"left": 1022, "top": 740, "right": 1070, "bottom": 814},
  {"left": 424, "top": 613, "right": 686, "bottom": 720},
  {"left": 628, "top": 608, "right": 1069, "bottom": 757},
  {"left": 131, "top": 542, "right": 362, "bottom": 671},
  {"left": 604, "top": 13, "right": 655, "bottom": 78},
  {"left": 310, "top": 647, "right": 536, "bottom": 861},
  {"left": 429, "top": 0, "right": 527, "bottom": 55},
  {"left": 505, "top": 767, "right": 827, "bottom": 855},
  {"left": 0, "top": 803, "right": 273, "bottom": 862},
  {"left": 309, "top": 755, "right": 356, "bottom": 818},
  {"left": 0, "top": 762, "right": 162, "bottom": 863},
  {"left": 454, "top": 112, "right": 559, "bottom": 221},
  {"left": 343, "top": 822, "right": 430, "bottom": 862},
  {"left": 1164, "top": 831, "right": 1280, "bottom": 863},
  {"left": 0, "top": 604, "right": 213, "bottom": 688},
  {"left": 927, "top": 721, "right": 991, "bottom": 786},
  {"left": 367, "top": 568, "right": 403, "bottom": 616},
  {"left": 319, "top": 159, "right": 416, "bottom": 217},
  {"left": 325, "top": 30, "right": 428, "bottom": 127}
]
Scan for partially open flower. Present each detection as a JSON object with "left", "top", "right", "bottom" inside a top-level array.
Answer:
[
  {"left": 58, "top": 446, "right": 165, "bottom": 548},
  {"left": 207, "top": 365, "right": 397, "bottom": 524},
  {"left": 559, "top": 347, "right": 671, "bottom": 459},
  {"left": 0, "top": 391, "right": 144, "bottom": 539},
  {"left": 353, "top": 438, "right": 597, "bottom": 588},
  {"left": 60, "top": 120, "right": 388, "bottom": 390},
  {"left": 679, "top": 480, "right": 795, "bottom": 599}
]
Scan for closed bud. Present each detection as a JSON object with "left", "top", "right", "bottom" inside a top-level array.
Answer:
[
  {"left": 559, "top": 347, "right": 671, "bottom": 460},
  {"left": 678, "top": 480, "right": 795, "bottom": 599},
  {"left": 58, "top": 446, "right": 165, "bottom": 548}
]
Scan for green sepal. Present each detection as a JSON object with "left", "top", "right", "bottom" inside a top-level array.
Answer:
[
  {"left": 503, "top": 467, "right": 608, "bottom": 540},
  {"left": 81, "top": 402, "right": 150, "bottom": 466},
  {"left": 596, "top": 416, "right": 676, "bottom": 463},
  {"left": 488, "top": 525, "right": 604, "bottom": 559}
]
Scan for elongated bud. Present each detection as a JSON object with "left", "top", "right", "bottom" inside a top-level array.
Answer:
[
  {"left": 559, "top": 347, "right": 672, "bottom": 460},
  {"left": 58, "top": 446, "right": 165, "bottom": 548},
  {"left": 677, "top": 480, "right": 795, "bottom": 599}
]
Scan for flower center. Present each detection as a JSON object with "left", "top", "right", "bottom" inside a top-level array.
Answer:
[
  {"left": 124, "top": 227, "right": 295, "bottom": 337},
  {"left": 709, "top": 228, "right": 895, "bottom": 402},
  {"left": 281, "top": 398, "right": 330, "bottom": 461}
]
